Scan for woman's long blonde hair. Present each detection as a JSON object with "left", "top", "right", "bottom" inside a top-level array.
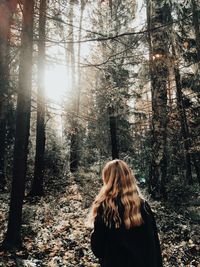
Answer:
[{"left": 89, "top": 159, "right": 144, "bottom": 229}]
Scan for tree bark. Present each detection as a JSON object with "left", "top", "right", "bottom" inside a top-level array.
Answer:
[
  {"left": 147, "top": 0, "right": 169, "bottom": 198},
  {"left": 0, "top": 1, "right": 9, "bottom": 191},
  {"left": 170, "top": 35, "right": 197, "bottom": 184},
  {"left": 29, "top": 0, "right": 46, "bottom": 197},
  {"left": 2, "top": 0, "right": 34, "bottom": 250},
  {"left": 109, "top": 106, "right": 119, "bottom": 159},
  {"left": 173, "top": 56, "right": 193, "bottom": 184},
  {"left": 191, "top": 0, "right": 200, "bottom": 184},
  {"left": 0, "top": 0, "right": 17, "bottom": 191},
  {"left": 76, "top": 0, "right": 87, "bottom": 115},
  {"left": 68, "top": 0, "right": 78, "bottom": 173},
  {"left": 191, "top": 0, "right": 200, "bottom": 63},
  {"left": 70, "top": 125, "right": 79, "bottom": 173}
]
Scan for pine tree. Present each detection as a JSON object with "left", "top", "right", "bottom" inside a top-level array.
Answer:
[{"left": 147, "top": 0, "right": 170, "bottom": 198}]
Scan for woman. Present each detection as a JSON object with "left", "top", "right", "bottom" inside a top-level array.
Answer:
[{"left": 89, "top": 159, "right": 163, "bottom": 267}]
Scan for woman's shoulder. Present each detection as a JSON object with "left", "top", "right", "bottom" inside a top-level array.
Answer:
[
  {"left": 140, "top": 199, "right": 155, "bottom": 218},
  {"left": 140, "top": 198, "right": 151, "bottom": 208}
]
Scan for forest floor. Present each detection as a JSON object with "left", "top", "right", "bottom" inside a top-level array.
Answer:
[{"left": 0, "top": 170, "right": 199, "bottom": 267}]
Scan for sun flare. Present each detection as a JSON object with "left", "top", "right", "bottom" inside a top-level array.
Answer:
[{"left": 45, "top": 64, "right": 71, "bottom": 102}]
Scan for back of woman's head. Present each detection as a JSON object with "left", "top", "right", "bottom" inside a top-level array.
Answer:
[{"left": 90, "top": 159, "right": 143, "bottom": 229}]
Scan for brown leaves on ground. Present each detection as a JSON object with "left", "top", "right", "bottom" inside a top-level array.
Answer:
[{"left": 0, "top": 171, "right": 199, "bottom": 267}]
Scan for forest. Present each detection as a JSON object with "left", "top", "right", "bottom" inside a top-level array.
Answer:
[{"left": 0, "top": 0, "right": 199, "bottom": 266}]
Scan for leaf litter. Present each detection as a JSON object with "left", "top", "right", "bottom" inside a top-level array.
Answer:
[{"left": 0, "top": 172, "right": 199, "bottom": 267}]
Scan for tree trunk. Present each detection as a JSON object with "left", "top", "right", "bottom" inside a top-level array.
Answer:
[
  {"left": 68, "top": 0, "right": 75, "bottom": 92},
  {"left": 69, "top": 0, "right": 88, "bottom": 173},
  {"left": 109, "top": 106, "right": 119, "bottom": 159},
  {"left": 173, "top": 61, "right": 193, "bottom": 183},
  {"left": 68, "top": 0, "right": 78, "bottom": 173},
  {"left": 0, "top": 0, "right": 17, "bottom": 191},
  {"left": 191, "top": 0, "right": 200, "bottom": 184},
  {"left": 171, "top": 41, "right": 194, "bottom": 184},
  {"left": 70, "top": 125, "right": 79, "bottom": 173},
  {"left": 191, "top": 0, "right": 200, "bottom": 63},
  {"left": 0, "top": 1, "right": 9, "bottom": 191},
  {"left": 2, "top": 0, "right": 34, "bottom": 250},
  {"left": 147, "top": 0, "right": 169, "bottom": 198},
  {"left": 29, "top": 0, "right": 46, "bottom": 197},
  {"left": 76, "top": 0, "right": 86, "bottom": 115},
  {"left": 192, "top": 154, "right": 200, "bottom": 184}
]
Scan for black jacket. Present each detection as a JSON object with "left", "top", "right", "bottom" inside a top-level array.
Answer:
[{"left": 91, "top": 200, "right": 163, "bottom": 267}]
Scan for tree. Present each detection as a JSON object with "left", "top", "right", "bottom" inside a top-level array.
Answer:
[
  {"left": 191, "top": 0, "right": 200, "bottom": 65},
  {"left": 147, "top": 0, "right": 170, "bottom": 198},
  {"left": 172, "top": 0, "right": 200, "bottom": 184},
  {"left": 109, "top": 106, "right": 119, "bottom": 159},
  {"left": 77, "top": 0, "right": 88, "bottom": 115},
  {"left": 0, "top": 0, "right": 18, "bottom": 191},
  {"left": 68, "top": 0, "right": 79, "bottom": 173},
  {"left": 29, "top": 0, "right": 46, "bottom": 196},
  {"left": 83, "top": 0, "right": 136, "bottom": 162},
  {"left": 191, "top": 0, "right": 200, "bottom": 183},
  {"left": 2, "top": 0, "right": 34, "bottom": 249},
  {"left": 172, "top": 41, "right": 193, "bottom": 183}
]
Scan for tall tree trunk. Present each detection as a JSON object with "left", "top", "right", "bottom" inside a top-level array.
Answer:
[
  {"left": 70, "top": 125, "right": 79, "bottom": 173},
  {"left": 172, "top": 45, "right": 193, "bottom": 184},
  {"left": 147, "top": 0, "right": 169, "bottom": 198},
  {"left": 29, "top": 0, "right": 46, "bottom": 197},
  {"left": 191, "top": 0, "right": 200, "bottom": 64},
  {"left": 191, "top": 0, "right": 200, "bottom": 184},
  {"left": 0, "top": 0, "right": 17, "bottom": 191},
  {"left": 2, "top": 0, "right": 34, "bottom": 250},
  {"left": 76, "top": 0, "right": 86, "bottom": 115},
  {"left": 109, "top": 106, "right": 119, "bottom": 159},
  {"left": 68, "top": 0, "right": 75, "bottom": 92},
  {"left": 68, "top": 0, "right": 78, "bottom": 173},
  {"left": 69, "top": 0, "right": 88, "bottom": 173},
  {"left": 0, "top": 1, "right": 10, "bottom": 191}
]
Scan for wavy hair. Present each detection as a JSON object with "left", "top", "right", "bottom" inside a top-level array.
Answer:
[{"left": 89, "top": 159, "right": 144, "bottom": 229}]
